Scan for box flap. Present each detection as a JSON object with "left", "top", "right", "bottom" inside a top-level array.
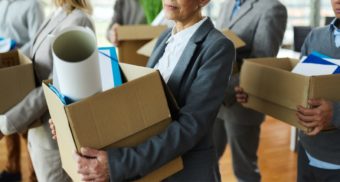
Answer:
[
  {"left": 240, "top": 58, "right": 310, "bottom": 110},
  {"left": 65, "top": 70, "right": 170, "bottom": 150},
  {"left": 222, "top": 29, "right": 246, "bottom": 49},
  {"left": 42, "top": 81, "right": 81, "bottom": 182},
  {"left": 117, "top": 41, "right": 150, "bottom": 66},
  {"left": 0, "top": 51, "right": 35, "bottom": 113},
  {"left": 119, "top": 63, "right": 155, "bottom": 81},
  {"left": 137, "top": 38, "right": 158, "bottom": 57},
  {"left": 117, "top": 25, "right": 167, "bottom": 41}
]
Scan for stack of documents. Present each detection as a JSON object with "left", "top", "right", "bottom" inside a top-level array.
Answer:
[{"left": 292, "top": 52, "right": 340, "bottom": 76}]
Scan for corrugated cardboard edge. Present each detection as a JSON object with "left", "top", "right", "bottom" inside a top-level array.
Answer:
[
  {"left": 0, "top": 51, "right": 35, "bottom": 113},
  {"left": 137, "top": 38, "right": 158, "bottom": 57},
  {"left": 117, "top": 25, "right": 167, "bottom": 41},
  {"left": 42, "top": 81, "right": 82, "bottom": 182},
  {"left": 243, "top": 95, "right": 308, "bottom": 132},
  {"left": 135, "top": 157, "right": 183, "bottom": 182},
  {"left": 222, "top": 29, "right": 246, "bottom": 49}
]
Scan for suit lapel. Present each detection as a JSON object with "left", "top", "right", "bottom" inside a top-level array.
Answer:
[
  {"left": 32, "top": 10, "right": 68, "bottom": 58},
  {"left": 146, "top": 32, "right": 171, "bottom": 68},
  {"left": 229, "top": 0, "right": 257, "bottom": 28},
  {"left": 167, "top": 19, "right": 213, "bottom": 98}
]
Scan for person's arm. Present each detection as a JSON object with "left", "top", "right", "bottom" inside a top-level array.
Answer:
[
  {"left": 103, "top": 38, "right": 235, "bottom": 181},
  {"left": 250, "top": 3, "right": 288, "bottom": 57},
  {"left": 20, "top": 1, "right": 45, "bottom": 57},
  {"left": 300, "top": 30, "right": 313, "bottom": 58},
  {"left": 106, "top": 0, "right": 124, "bottom": 43},
  {"left": 1, "top": 86, "right": 47, "bottom": 135},
  {"left": 331, "top": 102, "right": 340, "bottom": 128}
]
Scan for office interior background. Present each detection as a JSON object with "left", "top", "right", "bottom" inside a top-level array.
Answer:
[
  {"left": 40, "top": 0, "right": 336, "bottom": 47},
  {"left": 0, "top": 0, "right": 337, "bottom": 181}
]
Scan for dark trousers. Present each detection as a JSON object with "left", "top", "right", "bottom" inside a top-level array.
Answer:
[
  {"left": 298, "top": 144, "right": 340, "bottom": 182},
  {"left": 4, "top": 133, "right": 37, "bottom": 182}
]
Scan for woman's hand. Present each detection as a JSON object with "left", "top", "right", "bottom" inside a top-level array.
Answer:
[
  {"left": 49, "top": 119, "right": 57, "bottom": 140},
  {"left": 235, "top": 86, "right": 248, "bottom": 104},
  {"left": 297, "top": 99, "right": 334, "bottom": 136},
  {"left": 108, "top": 23, "right": 120, "bottom": 46},
  {"left": 74, "top": 147, "right": 110, "bottom": 182}
]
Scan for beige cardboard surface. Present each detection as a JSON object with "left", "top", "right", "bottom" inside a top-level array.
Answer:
[
  {"left": 0, "top": 51, "right": 35, "bottom": 113},
  {"left": 117, "top": 25, "right": 167, "bottom": 66},
  {"left": 0, "top": 50, "right": 20, "bottom": 68},
  {"left": 137, "top": 29, "right": 246, "bottom": 59},
  {"left": 240, "top": 58, "right": 340, "bottom": 131},
  {"left": 137, "top": 38, "right": 158, "bottom": 57},
  {"left": 43, "top": 63, "right": 182, "bottom": 181},
  {"left": 222, "top": 29, "right": 246, "bottom": 49}
]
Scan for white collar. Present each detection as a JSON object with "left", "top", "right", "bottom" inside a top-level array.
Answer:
[{"left": 166, "top": 17, "right": 208, "bottom": 44}]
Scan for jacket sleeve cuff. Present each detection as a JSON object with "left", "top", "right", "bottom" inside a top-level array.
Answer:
[
  {"left": 331, "top": 101, "right": 340, "bottom": 128},
  {"left": 0, "top": 115, "right": 17, "bottom": 135},
  {"left": 107, "top": 148, "right": 127, "bottom": 182}
]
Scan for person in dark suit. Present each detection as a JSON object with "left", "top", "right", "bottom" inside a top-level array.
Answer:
[
  {"left": 214, "top": 0, "right": 287, "bottom": 181},
  {"left": 50, "top": 0, "right": 235, "bottom": 181}
]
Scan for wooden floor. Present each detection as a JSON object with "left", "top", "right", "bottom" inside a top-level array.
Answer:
[{"left": 0, "top": 116, "right": 297, "bottom": 182}]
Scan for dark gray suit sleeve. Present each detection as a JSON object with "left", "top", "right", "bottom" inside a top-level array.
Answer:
[
  {"left": 332, "top": 102, "right": 340, "bottom": 128},
  {"left": 106, "top": 39, "right": 235, "bottom": 181},
  {"left": 251, "top": 3, "right": 287, "bottom": 57},
  {"left": 3, "top": 87, "right": 46, "bottom": 135}
]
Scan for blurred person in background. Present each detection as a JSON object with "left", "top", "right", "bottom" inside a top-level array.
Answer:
[
  {"left": 214, "top": 0, "right": 287, "bottom": 181},
  {"left": 0, "top": 0, "right": 44, "bottom": 181},
  {"left": 295, "top": 0, "right": 340, "bottom": 181},
  {"left": 0, "top": 0, "right": 94, "bottom": 181},
  {"left": 107, "top": 0, "right": 163, "bottom": 46}
]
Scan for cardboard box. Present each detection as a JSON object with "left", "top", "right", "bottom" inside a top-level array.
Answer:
[
  {"left": 221, "top": 29, "right": 246, "bottom": 49},
  {"left": 117, "top": 25, "right": 167, "bottom": 66},
  {"left": 137, "top": 29, "right": 246, "bottom": 58},
  {"left": 240, "top": 58, "right": 340, "bottom": 131},
  {"left": 0, "top": 50, "right": 20, "bottom": 68},
  {"left": 43, "top": 63, "right": 183, "bottom": 181},
  {"left": 0, "top": 50, "right": 35, "bottom": 113},
  {"left": 137, "top": 38, "right": 158, "bottom": 57}
]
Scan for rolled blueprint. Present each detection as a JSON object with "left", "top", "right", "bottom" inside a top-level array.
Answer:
[{"left": 52, "top": 27, "right": 102, "bottom": 101}]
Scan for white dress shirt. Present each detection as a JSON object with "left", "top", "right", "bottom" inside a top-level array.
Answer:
[{"left": 155, "top": 17, "right": 208, "bottom": 83}]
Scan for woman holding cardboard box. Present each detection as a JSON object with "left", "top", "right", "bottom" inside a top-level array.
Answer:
[
  {"left": 50, "top": 0, "right": 235, "bottom": 181},
  {"left": 0, "top": 0, "right": 95, "bottom": 181}
]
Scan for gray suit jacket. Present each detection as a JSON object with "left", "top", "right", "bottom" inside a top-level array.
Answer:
[
  {"left": 216, "top": 0, "right": 287, "bottom": 125},
  {"left": 107, "top": 18, "right": 235, "bottom": 181},
  {"left": 3, "top": 9, "right": 94, "bottom": 139},
  {"left": 0, "top": 0, "right": 44, "bottom": 56}
]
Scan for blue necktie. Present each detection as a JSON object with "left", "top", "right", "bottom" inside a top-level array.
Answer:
[
  {"left": 230, "top": 0, "right": 241, "bottom": 20},
  {"left": 334, "top": 29, "right": 340, "bottom": 48}
]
